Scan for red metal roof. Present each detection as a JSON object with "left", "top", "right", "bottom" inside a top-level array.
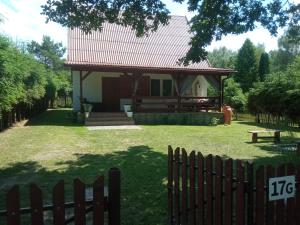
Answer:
[{"left": 66, "top": 16, "right": 233, "bottom": 74}]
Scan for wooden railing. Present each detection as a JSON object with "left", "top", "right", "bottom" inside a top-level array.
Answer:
[
  {"left": 132, "top": 96, "right": 221, "bottom": 113},
  {"left": 0, "top": 168, "right": 121, "bottom": 225}
]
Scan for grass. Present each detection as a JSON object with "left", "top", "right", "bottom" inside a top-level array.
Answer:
[{"left": 0, "top": 108, "right": 299, "bottom": 225}]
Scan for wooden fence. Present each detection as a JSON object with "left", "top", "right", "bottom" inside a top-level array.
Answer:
[
  {"left": 255, "top": 113, "right": 299, "bottom": 128},
  {"left": 0, "top": 168, "right": 121, "bottom": 225},
  {"left": 168, "top": 146, "right": 300, "bottom": 225},
  {"left": 0, "top": 98, "right": 48, "bottom": 132}
]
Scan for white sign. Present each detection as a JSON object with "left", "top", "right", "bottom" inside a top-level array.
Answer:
[{"left": 269, "top": 176, "right": 296, "bottom": 201}]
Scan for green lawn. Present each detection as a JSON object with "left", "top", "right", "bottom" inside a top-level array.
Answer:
[{"left": 0, "top": 109, "right": 299, "bottom": 225}]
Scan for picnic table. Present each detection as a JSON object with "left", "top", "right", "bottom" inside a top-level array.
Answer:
[{"left": 248, "top": 129, "right": 282, "bottom": 143}]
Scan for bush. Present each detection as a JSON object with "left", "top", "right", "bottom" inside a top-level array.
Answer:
[
  {"left": 134, "top": 112, "right": 224, "bottom": 125},
  {"left": 247, "top": 56, "right": 300, "bottom": 124}
]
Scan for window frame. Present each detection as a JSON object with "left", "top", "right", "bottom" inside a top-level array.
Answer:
[{"left": 150, "top": 78, "right": 173, "bottom": 97}]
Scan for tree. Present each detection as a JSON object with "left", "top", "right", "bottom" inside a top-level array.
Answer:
[
  {"left": 248, "top": 56, "right": 300, "bottom": 124},
  {"left": 27, "top": 36, "right": 71, "bottom": 107},
  {"left": 269, "top": 26, "right": 300, "bottom": 72},
  {"left": 0, "top": 35, "right": 47, "bottom": 112},
  {"left": 41, "top": 0, "right": 300, "bottom": 63},
  {"left": 234, "top": 39, "right": 258, "bottom": 92},
  {"left": 27, "top": 36, "right": 65, "bottom": 71},
  {"left": 224, "top": 78, "right": 247, "bottom": 115},
  {"left": 254, "top": 44, "right": 265, "bottom": 67},
  {"left": 258, "top": 52, "right": 270, "bottom": 81},
  {"left": 207, "top": 47, "right": 236, "bottom": 68}
]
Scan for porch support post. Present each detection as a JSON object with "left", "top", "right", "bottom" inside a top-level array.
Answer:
[
  {"left": 221, "top": 76, "right": 225, "bottom": 107},
  {"left": 218, "top": 76, "right": 222, "bottom": 112},
  {"left": 79, "top": 70, "right": 83, "bottom": 112},
  {"left": 171, "top": 73, "right": 182, "bottom": 112},
  {"left": 132, "top": 72, "right": 142, "bottom": 112}
]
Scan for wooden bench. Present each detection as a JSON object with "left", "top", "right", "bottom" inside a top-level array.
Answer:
[{"left": 248, "top": 130, "right": 282, "bottom": 143}]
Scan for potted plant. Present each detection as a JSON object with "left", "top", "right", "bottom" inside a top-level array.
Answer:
[{"left": 82, "top": 98, "right": 93, "bottom": 118}]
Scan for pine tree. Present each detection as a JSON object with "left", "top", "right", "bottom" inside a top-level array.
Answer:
[
  {"left": 258, "top": 53, "right": 270, "bottom": 81},
  {"left": 235, "top": 39, "right": 258, "bottom": 92}
]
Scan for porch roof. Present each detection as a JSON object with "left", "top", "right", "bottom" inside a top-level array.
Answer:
[{"left": 66, "top": 16, "right": 234, "bottom": 75}]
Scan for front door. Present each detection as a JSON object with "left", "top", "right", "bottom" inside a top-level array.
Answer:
[{"left": 102, "top": 77, "right": 120, "bottom": 111}]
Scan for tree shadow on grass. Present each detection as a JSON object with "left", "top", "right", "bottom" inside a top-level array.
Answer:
[
  {"left": 25, "top": 108, "right": 82, "bottom": 127},
  {"left": 0, "top": 145, "right": 167, "bottom": 225}
]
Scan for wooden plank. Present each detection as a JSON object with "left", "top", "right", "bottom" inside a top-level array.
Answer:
[
  {"left": 189, "top": 151, "right": 196, "bottom": 225},
  {"left": 205, "top": 154, "right": 213, "bottom": 225},
  {"left": 74, "top": 179, "right": 86, "bottom": 225},
  {"left": 181, "top": 148, "right": 188, "bottom": 225},
  {"left": 236, "top": 160, "right": 245, "bottom": 225},
  {"left": 108, "top": 168, "right": 121, "bottom": 225},
  {"left": 215, "top": 156, "right": 223, "bottom": 225},
  {"left": 224, "top": 159, "right": 233, "bottom": 225},
  {"left": 174, "top": 148, "right": 180, "bottom": 225},
  {"left": 93, "top": 176, "right": 104, "bottom": 225},
  {"left": 30, "top": 184, "right": 44, "bottom": 225},
  {"left": 266, "top": 165, "right": 275, "bottom": 225},
  {"left": 286, "top": 164, "right": 295, "bottom": 225},
  {"left": 197, "top": 152, "right": 204, "bottom": 225},
  {"left": 246, "top": 162, "right": 254, "bottom": 225},
  {"left": 296, "top": 165, "right": 300, "bottom": 225},
  {"left": 6, "top": 185, "right": 20, "bottom": 225},
  {"left": 53, "top": 180, "right": 65, "bottom": 225},
  {"left": 276, "top": 165, "right": 286, "bottom": 225},
  {"left": 256, "top": 166, "right": 265, "bottom": 225},
  {"left": 168, "top": 145, "right": 174, "bottom": 225}
]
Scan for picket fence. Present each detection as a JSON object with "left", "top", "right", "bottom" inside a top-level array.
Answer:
[
  {"left": 0, "top": 168, "right": 120, "bottom": 225},
  {"left": 168, "top": 146, "right": 300, "bottom": 225}
]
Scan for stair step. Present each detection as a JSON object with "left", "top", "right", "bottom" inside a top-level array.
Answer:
[
  {"left": 90, "top": 112, "right": 126, "bottom": 118},
  {"left": 85, "top": 120, "right": 135, "bottom": 126},
  {"left": 87, "top": 117, "right": 132, "bottom": 122}
]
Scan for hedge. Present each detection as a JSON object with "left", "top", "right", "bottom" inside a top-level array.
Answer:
[{"left": 133, "top": 112, "right": 224, "bottom": 125}]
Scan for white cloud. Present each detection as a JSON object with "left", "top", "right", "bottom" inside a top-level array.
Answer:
[
  {"left": 0, "top": 0, "right": 294, "bottom": 52},
  {"left": 207, "top": 28, "right": 284, "bottom": 52},
  {"left": 0, "top": 0, "right": 67, "bottom": 46},
  {"left": 162, "top": 0, "right": 286, "bottom": 52}
]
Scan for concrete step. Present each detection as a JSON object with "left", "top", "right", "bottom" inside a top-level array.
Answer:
[
  {"left": 89, "top": 112, "right": 126, "bottom": 118},
  {"left": 86, "top": 117, "right": 132, "bottom": 122},
  {"left": 85, "top": 120, "right": 135, "bottom": 126}
]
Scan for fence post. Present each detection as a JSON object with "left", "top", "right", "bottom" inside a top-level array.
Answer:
[
  {"left": 297, "top": 142, "right": 300, "bottom": 156},
  {"left": 168, "top": 146, "right": 174, "bottom": 225},
  {"left": 30, "top": 184, "right": 43, "bottom": 225},
  {"left": 6, "top": 185, "right": 20, "bottom": 225},
  {"left": 108, "top": 168, "right": 121, "bottom": 225},
  {"left": 53, "top": 180, "right": 65, "bottom": 225},
  {"left": 0, "top": 110, "right": 2, "bottom": 131}
]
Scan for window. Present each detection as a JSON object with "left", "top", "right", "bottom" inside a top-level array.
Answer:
[
  {"left": 151, "top": 79, "right": 173, "bottom": 96},
  {"left": 163, "top": 80, "right": 172, "bottom": 96},
  {"left": 151, "top": 79, "right": 160, "bottom": 96}
]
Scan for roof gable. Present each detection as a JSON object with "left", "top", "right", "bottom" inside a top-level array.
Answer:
[{"left": 66, "top": 16, "right": 214, "bottom": 70}]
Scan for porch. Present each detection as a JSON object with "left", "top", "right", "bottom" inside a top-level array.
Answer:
[{"left": 73, "top": 69, "right": 228, "bottom": 114}]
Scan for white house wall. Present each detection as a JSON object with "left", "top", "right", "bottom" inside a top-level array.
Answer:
[{"left": 72, "top": 71, "right": 209, "bottom": 111}]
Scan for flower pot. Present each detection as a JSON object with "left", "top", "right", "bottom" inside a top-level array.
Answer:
[
  {"left": 124, "top": 104, "right": 131, "bottom": 112},
  {"left": 126, "top": 111, "right": 133, "bottom": 117}
]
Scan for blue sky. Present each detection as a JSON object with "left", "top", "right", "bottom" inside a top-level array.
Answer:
[{"left": 0, "top": 0, "right": 298, "bottom": 52}]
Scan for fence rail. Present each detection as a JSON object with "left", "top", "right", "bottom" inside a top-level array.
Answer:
[
  {"left": 0, "top": 168, "right": 121, "bottom": 225},
  {"left": 168, "top": 146, "right": 300, "bottom": 225}
]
